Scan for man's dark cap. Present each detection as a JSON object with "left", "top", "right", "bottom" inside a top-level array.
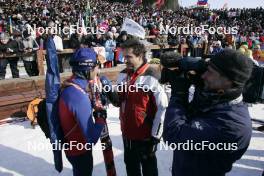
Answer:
[
  {"left": 160, "top": 51, "right": 182, "bottom": 68},
  {"left": 210, "top": 49, "right": 253, "bottom": 88}
]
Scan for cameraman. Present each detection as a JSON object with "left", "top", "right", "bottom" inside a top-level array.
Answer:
[{"left": 162, "top": 49, "right": 253, "bottom": 176}]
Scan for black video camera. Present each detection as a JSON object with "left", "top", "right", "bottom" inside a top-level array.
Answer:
[
  {"left": 160, "top": 52, "right": 264, "bottom": 104},
  {"left": 160, "top": 52, "right": 207, "bottom": 87}
]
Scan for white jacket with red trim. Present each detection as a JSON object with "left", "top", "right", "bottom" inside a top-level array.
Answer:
[{"left": 115, "top": 64, "right": 168, "bottom": 140}]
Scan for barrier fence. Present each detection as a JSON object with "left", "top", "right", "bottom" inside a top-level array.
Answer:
[{"left": 0, "top": 44, "right": 180, "bottom": 76}]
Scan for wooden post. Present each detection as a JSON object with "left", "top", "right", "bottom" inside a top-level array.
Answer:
[{"left": 37, "top": 50, "right": 45, "bottom": 76}]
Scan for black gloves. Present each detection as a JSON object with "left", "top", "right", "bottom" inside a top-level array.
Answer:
[
  {"left": 159, "top": 67, "right": 174, "bottom": 84},
  {"left": 93, "top": 109, "right": 107, "bottom": 120},
  {"left": 160, "top": 56, "right": 207, "bottom": 95},
  {"left": 150, "top": 137, "right": 160, "bottom": 153},
  {"left": 143, "top": 136, "right": 160, "bottom": 154},
  {"left": 160, "top": 68, "right": 191, "bottom": 101},
  {"left": 170, "top": 72, "right": 191, "bottom": 95}
]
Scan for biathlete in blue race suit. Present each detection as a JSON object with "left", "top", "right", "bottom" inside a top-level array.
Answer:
[{"left": 59, "top": 48, "right": 106, "bottom": 176}]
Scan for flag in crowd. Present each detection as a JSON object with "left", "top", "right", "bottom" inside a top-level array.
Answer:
[
  {"left": 85, "top": 0, "right": 92, "bottom": 26},
  {"left": 197, "top": 0, "right": 208, "bottom": 6},
  {"left": 154, "top": 0, "right": 165, "bottom": 9},
  {"left": 121, "top": 18, "right": 145, "bottom": 39},
  {"left": 78, "top": 13, "right": 87, "bottom": 34}
]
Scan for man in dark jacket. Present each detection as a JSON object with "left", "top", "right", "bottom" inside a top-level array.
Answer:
[
  {"left": 0, "top": 32, "right": 19, "bottom": 79},
  {"left": 21, "top": 30, "right": 39, "bottom": 76},
  {"left": 162, "top": 49, "right": 253, "bottom": 176},
  {"left": 69, "top": 29, "right": 84, "bottom": 49}
]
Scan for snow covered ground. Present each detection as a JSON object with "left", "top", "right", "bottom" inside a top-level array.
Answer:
[{"left": 0, "top": 104, "right": 264, "bottom": 176}]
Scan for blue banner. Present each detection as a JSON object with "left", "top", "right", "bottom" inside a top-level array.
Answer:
[{"left": 45, "top": 36, "right": 63, "bottom": 172}]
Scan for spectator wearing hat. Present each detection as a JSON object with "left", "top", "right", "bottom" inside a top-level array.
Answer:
[
  {"left": 167, "top": 28, "right": 180, "bottom": 47},
  {"left": 93, "top": 33, "right": 105, "bottom": 47},
  {"left": 178, "top": 37, "right": 189, "bottom": 57},
  {"left": 211, "top": 40, "right": 223, "bottom": 55},
  {"left": 70, "top": 28, "right": 84, "bottom": 49},
  {"left": 189, "top": 34, "right": 204, "bottom": 58},
  {"left": 21, "top": 30, "right": 39, "bottom": 76},
  {"left": 253, "top": 45, "right": 264, "bottom": 65},
  {"left": 115, "top": 31, "right": 128, "bottom": 66},
  {"left": 0, "top": 32, "right": 19, "bottom": 79},
  {"left": 104, "top": 31, "right": 116, "bottom": 68},
  {"left": 59, "top": 48, "right": 106, "bottom": 176},
  {"left": 111, "top": 26, "right": 119, "bottom": 39},
  {"left": 237, "top": 32, "right": 247, "bottom": 47},
  {"left": 163, "top": 49, "right": 253, "bottom": 176},
  {"left": 237, "top": 44, "right": 259, "bottom": 65},
  {"left": 116, "top": 31, "right": 128, "bottom": 48}
]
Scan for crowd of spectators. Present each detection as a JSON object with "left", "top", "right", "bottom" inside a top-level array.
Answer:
[{"left": 0, "top": 0, "right": 263, "bottom": 79}]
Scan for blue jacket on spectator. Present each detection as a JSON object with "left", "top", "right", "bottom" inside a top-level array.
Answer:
[
  {"left": 163, "top": 95, "right": 252, "bottom": 176},
  {"left": 105, "top": 39, "right": 116, "bottom": 61},
  {"left": 212, "top": 47, "right": 223, "bottom": 55}
]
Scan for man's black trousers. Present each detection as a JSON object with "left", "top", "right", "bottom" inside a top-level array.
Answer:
[{"left": 123, "top": 137, "right": 158, "bottom": 176}]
